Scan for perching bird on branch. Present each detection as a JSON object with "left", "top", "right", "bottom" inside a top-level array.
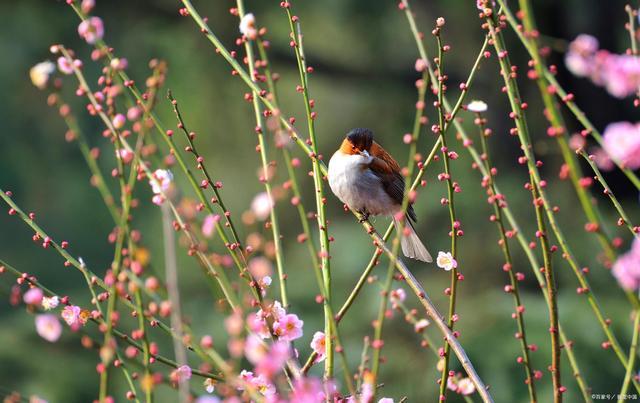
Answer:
[{"left": 328, "top": 128, "right": 432, "bottom": 262}]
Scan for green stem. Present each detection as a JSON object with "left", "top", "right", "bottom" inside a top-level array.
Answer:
[
  {"left": 626, "top": 5, "right": 639, "bottom": 56},
  {"left": 477, "top": 117, "right": 538, "bottom": 402},
  {"left": 255, "top": 36, "right": 354, "bottom": 393},
  {"left": 371, "top": 69, "right": 428, "bottom": 392},
  {"left": 280, "top": 1, "right": 334, "bottom": 380},
  {"left": 434, "top": 28, "right": 461, "bottom": 403},
  {"left": 577, "top": 150, "right": 640, "bottom": 240},
  {"left": 235, "top": 0, "right": 288, "bottom": 309},
  {"left": 531, "top": 178, "right": 561, "bottom": 403}
]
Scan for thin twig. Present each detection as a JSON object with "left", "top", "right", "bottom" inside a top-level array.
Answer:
[
  {"left": 161, "top": 203, "right": 189, "bottom": 402},
  {"left": 476, "top": 115, "right": 538, "bottom": 401}
]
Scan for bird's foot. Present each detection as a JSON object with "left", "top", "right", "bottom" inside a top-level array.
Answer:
[{"left": 358, "top": 211, "right": 370, "bottom": 223}]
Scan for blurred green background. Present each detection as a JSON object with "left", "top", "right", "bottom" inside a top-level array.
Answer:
[{"left": 1, "top": 0, "right": 639, "bottom": 401}]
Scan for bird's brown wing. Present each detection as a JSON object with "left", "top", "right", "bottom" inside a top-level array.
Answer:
[
  {"left": 369, "top": 155, "right": 418, "bottom": 222},
  {"left": 371, "top": 142, "right": 401, "bottom": 172}
]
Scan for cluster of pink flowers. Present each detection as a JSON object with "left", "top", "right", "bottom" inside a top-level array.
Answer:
[
  {"left": 565, "top": 34, "right": 640, "bottom": 98},
  {"left": 598, "top": 121, "right": 640, "bottom": 170},
  {"left": 612, "top": 237, "right": 640, "bottom": 291},
  {"left": 238, "top": 370, "right": 276, "bottom": 397},
  {"left": 244, "top": 335, "right": 290, "bottom": 379},
  {"left": 248, "top": 301, "right": 304, "bottom": 342},
  {"left": 61, "top": 305, "right": 90, "bottom": 330}
]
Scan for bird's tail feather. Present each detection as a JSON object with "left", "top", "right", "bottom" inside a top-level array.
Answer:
[{"left": 393, "top": 218, "right": 432, "bottom": 263}]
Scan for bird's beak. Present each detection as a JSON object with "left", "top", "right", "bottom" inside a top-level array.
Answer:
[{"left": 360, "top": 150, "right": 370, "bottom": 158}]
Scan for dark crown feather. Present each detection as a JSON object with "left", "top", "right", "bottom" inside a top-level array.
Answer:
[{"left": 346, "top": 128, "right": 374, "bottom": 151}]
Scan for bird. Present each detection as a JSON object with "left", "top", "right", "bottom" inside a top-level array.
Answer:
[{"left": 327, "top": 128, "right": 432, "bottom": 263}]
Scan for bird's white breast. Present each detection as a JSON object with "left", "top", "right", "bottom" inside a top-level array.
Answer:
[{"left": 327, "top": 151, "right": 397, "bottom": 216}]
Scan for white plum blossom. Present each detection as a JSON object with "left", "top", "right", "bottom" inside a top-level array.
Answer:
[
  {"left": 436, "top": 251, "right": 457, "bottom": 271},
  {"left": 203, "top": 378, "right": 216, "bottom": 394},
  {"left": 467, "top": 100, "right": 488, "bottom": 113},
  {"left": 239, "top": 13, "right": 258, "bottom": 40},
  {"left": 149, "top": 169, "right": 173, "bottom": 205},
  {"left": 42, "top": 295, "right": 60, "bottom": 310},
  {"left": 29, "top": 61, "right": 56, "bottom": 89},
  {"left": 448, "top": 376, "right": 476, "bottom": 396},
  {"left": 414, "top": 318, "right": 430, "bottom": 333},
  {"left": 251, "top": 192, "right": 273, "bottom": 221}
]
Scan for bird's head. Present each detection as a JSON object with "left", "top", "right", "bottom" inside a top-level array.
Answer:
[{"left": 340, "top": 128, "right": 374, "bottom": 157}]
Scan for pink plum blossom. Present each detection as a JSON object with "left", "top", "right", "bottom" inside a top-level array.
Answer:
[
  {"left": 602, "top": 122, "right": 640, "bottom": 170},
  {"left": 310, "top": 331, "right": 326, "bottom": 362},
  {"left": 251, "top": 374, "right": 276, "bottom": 396},
  {"left": 149, "top": 169, "right": 173, "bottom": 205},
  {"left": 109, "top": 57, "right": 128, "bottom": 71},
  {"left": 127, "top": 106, "right": 142, "bottom": 121},
  {"left": 612, "top": 238, "right": 640, "bottom": 291},
  {"left": 117, "top": 149, "right": 134, "bottom": 164},
  {"left": 447, "top": 376, "right": 476, "bottom": 395},
  {"left": 202, "top": 214, "right": 220, "bottom": 237},
  {"left": 78, "top": 17, "right": 104, "bottom": 44},
  {"left": 565, "top": 34, "right": 599, "bottom": 77},
  {"left": 238, "top": 369, "right": 255, "bottom": 386},
  {"left": 565, "top": 34, "right": 640, "bottom": 99},
  {"left": 273, "top": 313, "right": 303, "bottom": 341},
  {"left": 57, "top": 57, "right": 74, "bottom": 75},
  {"left": 244, "top": 334, "right": 269, "bottom": 365},
  {"left": 289, "top": 377, "right": 326, "bottom": 402},
  {"left": 112, "top": 113, "right": 126, "bottom": 129},
  {"left": 247, "top": 312, "right": 271, "bottom": 339},
  {"left": 254, "top": 340, "right": 290, "bottom": 379},
  {"left": 61, "top": 305, "right": 89, "bottom": 328},
  {"left": 237, "top": 370, "right": 275, "bottom": 396},
  {"left": 149, "top": 169, "right": 173, "bottom": 194},
  {"left": 250, "top": 301, "right": 289, "bottom": 339},
  {"left": 173, "top": 365, "right": 192, "bottom": 383},
  {"left": 23, "top": 287, "right": 43, "bottom": 305},
  {"left": 81, "top": 0, "right": 95, "bottom": 13},
  {"left": 249, "top": 256, "right": 274, "bottom": 279},
  {"left": 592, "top": 146, "right": 615, "bottom": 171},
  {"left": 35, "top": 314, "right": 62, "bottom": 342},
  {"left": 258, "top": 301, "right": 286, "bottom": 321},
  {"left": 389, "top": 288, "right": 406, "bottom": 308}
]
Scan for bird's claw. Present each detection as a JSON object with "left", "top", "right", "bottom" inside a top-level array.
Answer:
[{"left": 358, "top": 211, "right": 370, "bottom": 223}]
